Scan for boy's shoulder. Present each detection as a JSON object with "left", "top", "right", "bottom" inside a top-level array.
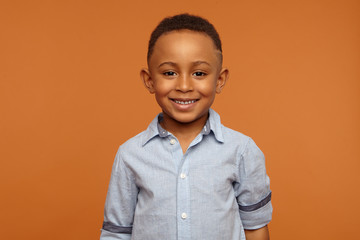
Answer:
[
  {"left": 221, "top": 124, "right": 250, "bottom": 142},
  {"left": 117, "top": 115, "right": 160, "bottom": 153},
  {"left": 209, "top": 109, "right": 251, "bottom": 146},
  {"left": 211, "top": 110, "right": 263, "bottom": 156},
  {"left": 220, "top": 123, "right": 254, "bottom": 152}
]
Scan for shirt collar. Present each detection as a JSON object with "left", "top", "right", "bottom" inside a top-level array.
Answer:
[
  {"left": 208, "top": 108, "right": 224, "bottom": 143},
  {"left": 141, "top": 108, "right": 224, "bottom": 146}
]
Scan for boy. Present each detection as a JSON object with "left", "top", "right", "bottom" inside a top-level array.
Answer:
[{"left": 100, "top": 14, "right": 272, "bottom": 240}]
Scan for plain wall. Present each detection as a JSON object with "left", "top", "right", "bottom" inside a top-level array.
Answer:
[{"left": 1, "top": 0, "right": 359, "bottom": 239}]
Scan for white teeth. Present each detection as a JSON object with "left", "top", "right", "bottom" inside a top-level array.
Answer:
[{"left": 175, "top": 100, "right": 196, "bottom": 105}]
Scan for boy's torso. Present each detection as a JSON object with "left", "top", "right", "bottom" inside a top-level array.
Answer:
[{"left": 119, "top": 109, "right": 249, "bottom": 239}]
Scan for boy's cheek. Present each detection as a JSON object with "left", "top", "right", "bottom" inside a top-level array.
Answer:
[
  {"left": 195, "top": 82, "right": 218, "bottom": 93},
  {"left": 155, "top": 81, "right": 175, "bottom": 91}
]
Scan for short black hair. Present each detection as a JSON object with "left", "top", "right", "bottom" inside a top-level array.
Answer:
[{"left": 147, "top": 13, "right": 222, "bottom": 63}]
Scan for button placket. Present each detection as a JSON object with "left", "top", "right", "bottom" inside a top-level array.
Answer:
[{"left": 177, "top": 153, "right": 191, "bottom": 239}]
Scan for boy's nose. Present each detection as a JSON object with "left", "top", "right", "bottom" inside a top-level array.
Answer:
[{"left": 176, "top": 75, "right": 193, "bottom": 92}]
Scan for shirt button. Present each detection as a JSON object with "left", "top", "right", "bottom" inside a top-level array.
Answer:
[
  {"left": 170, "top": 138, "right": 176, "bottom": 145},
  {"left": 180, "top": 173, "right": 186, "bottom": 179},
  {"left": 181, "top": 213, "right": 187, "bottom": 219}
]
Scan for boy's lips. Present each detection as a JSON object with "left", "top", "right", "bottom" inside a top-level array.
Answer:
[
  {"left": 170, "top": 98, "right": 199, "bottom": 105},
  {"left": 169, "top": 98, "right": 199, "bottom": 111}
]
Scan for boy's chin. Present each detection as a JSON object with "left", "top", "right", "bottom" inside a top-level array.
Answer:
[{"left": 164, "top": 111, "right": 208, "bottom": 125}]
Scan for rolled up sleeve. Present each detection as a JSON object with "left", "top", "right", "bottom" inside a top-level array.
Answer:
[
  {"left": 235, "top": 137, "right": 273, "bottom": 230},
  {"left": 100, "top": 148, "right": 138, "bottom": 239}
]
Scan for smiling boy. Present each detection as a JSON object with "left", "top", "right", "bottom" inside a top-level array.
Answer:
[{"left": 100, "top": 14, "right": 272, "bottom": 240}]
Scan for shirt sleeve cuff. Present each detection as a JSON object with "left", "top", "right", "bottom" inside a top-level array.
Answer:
[
  {"left": 239, "top": 199, "right": 273, "bottom": 230},
  {"left": 100, "top": 222, "right": 132, "bottom": 240},
  {"left": 100, "top": 229, "right": 132, "bottom": 240}
]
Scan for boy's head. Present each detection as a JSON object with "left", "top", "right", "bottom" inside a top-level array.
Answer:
[
  {"left": 141, "top": 14, "right": 229, "bottom": 125},
  {"left": 147, "top": 14, "right": 223, "bottom": 65}
]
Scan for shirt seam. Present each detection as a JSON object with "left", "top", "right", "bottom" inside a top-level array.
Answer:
[
  {"left": 235, "top": 136, "right": 252, "bottom": 182},
  {"left": 118, "top": 147, "right": 136, "bottom": 189}
]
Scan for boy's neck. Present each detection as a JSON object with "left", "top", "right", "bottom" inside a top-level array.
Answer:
[{"left": 160, "top": 112, "right": 209, "bottom": 153}]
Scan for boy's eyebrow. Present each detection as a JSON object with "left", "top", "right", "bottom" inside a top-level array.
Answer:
[
  {"left": 158, "top": 61, "right": 211, "bottom": 68},
  {"left": 158, "top": 61, "right": 177, "bottom": 68},
  {"left": 192, "top": 61, "right": 211, "bottom": 67}
]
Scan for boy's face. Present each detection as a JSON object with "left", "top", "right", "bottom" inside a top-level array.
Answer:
[{"left": 141, "top": 30, "right": 228, "bottom": 125}]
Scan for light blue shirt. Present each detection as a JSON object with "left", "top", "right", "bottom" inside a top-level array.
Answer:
[{"left": 100, "top": 109, "right": 272, "bottom": 240}]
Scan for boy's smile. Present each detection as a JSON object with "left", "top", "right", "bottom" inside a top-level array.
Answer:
[{"left": 141, "top": 30, "right": 228, "bottom": 130}]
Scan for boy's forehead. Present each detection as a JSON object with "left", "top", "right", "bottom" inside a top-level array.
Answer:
[{"left": 149, "top": 30, "right": 222, "bottom": 67}]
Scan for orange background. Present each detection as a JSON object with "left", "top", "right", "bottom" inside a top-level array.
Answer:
[{"left": 1, "top": 0, "right": 359, "bottom": 239}]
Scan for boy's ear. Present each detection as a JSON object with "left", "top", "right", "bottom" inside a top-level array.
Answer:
[
  {"left": 140, "top": 68, "right": 155, "bottom": 94},
  {"left": 216, "top": 68, "right": 229, "bottom": 94}
]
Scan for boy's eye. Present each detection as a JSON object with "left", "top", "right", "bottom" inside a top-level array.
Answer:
[
  {"left": 163, "top": 71, "right": 177, "bottom": 76},
  {"left": 193, "top": 71, "right": 207, "bottom": 77}
]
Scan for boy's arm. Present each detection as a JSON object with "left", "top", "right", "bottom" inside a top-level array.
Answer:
[
  {"left": 235, "top": 138, "right": 273, "bottom": 234},
  {"left": 245, "top": 225, "right": 270, "bottom": 240},
  {"left": 100, "top": 149, "right": 138, "bottom": 240}
]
